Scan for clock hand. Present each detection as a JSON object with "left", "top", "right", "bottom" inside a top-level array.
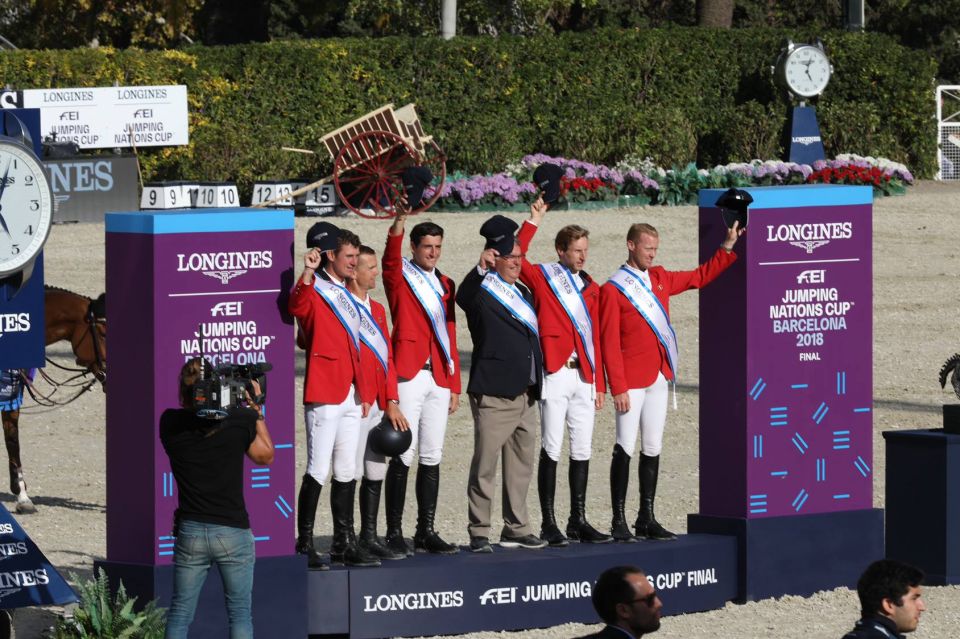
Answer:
[
  {"left": 0, "top": 159, "right": 12, "bottom": 239},
  {"left": 0, "top": 212, "right": 11, "bottom": 240}
]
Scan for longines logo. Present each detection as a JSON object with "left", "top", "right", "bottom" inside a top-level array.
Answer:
[
  {"left": 176, "top": 251, "right": 273, "bottom": 285},
  {"left": 0, "top": 569, "right": 50, "bottom": 601},
  {"left": 0, "top": 543, "right": 28, "bottom": 561},
  {"left": 362, "top": 590, "right": 463, "bottom": 612},
  {"left": 791, "top": 135, "right": 822, "bottom": 146},
  {"left": 766, "top": 222, "right": 852, "bottom": 254},
  {"left": 0, "top": 314, "right": 31, "bottom": 338}
]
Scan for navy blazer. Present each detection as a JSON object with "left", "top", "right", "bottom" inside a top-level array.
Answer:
[
  {"left": 457, "top": 267, "right": 543, "bottom": 399},
  {"left": 574, "top": 625, "right": 637, "bottom": 639}
]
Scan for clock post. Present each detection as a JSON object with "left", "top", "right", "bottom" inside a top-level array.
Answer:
[
  {"left": 0, "top": 109, "right": 53, "bottom": 370},
  {"left": 773, "top": 40, "right": 832, "bottom": 165}
]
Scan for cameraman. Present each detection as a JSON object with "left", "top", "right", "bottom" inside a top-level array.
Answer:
[{"left": 161, "top": 357, "right": 274, "bottom": 639}]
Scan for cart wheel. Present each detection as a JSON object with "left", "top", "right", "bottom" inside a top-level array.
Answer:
[
  {"left": 414, "top": 139, "right": 447, "bottom": 215},
  {"left": 333, "top": 130, "right": 417, "bottom": 219}
]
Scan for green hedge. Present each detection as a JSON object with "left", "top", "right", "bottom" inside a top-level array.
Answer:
[{"left": 0, "top": 28, "right": 938, "bottom": 193}]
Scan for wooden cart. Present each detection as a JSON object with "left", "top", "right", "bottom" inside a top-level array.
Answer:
[{"left": 259, "top": 103, "right": 446, "bottom": 218}]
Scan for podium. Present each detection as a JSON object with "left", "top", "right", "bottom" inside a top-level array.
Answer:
[
  {"left": 883, "top": 429, "right": 960, "bottom": 585},
  {"left": 689, "top": 185, "right": 883, "bottom": 600},
  {"left": 97, "top": 208, "right": 305, "bottom": 637}
]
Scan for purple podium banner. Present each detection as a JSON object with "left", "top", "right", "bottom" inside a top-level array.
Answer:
[
  {"left": 105, "top": 208, "right": 295, "bottom": 566},
  {"left": 698, "top": 185, "right": 873, "bottom": 519}
]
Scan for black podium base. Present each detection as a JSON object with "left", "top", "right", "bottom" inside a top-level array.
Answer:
[
  {"left": 95, "top": 554, "right": 307, "bottom": 638},
  {"left": 309, "top": 533, "right": 737, "bottom": 639},
  {"left": 883, "top": 428, "right": 960, "bottom": 584},
  {"left": 688, "top": 509, "right": 883, "bottom": 602}
]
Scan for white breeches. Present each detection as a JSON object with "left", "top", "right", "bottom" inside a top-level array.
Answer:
[
  {"left": 304, "top": 386, "right": 362, "bottom": 485},
  {"left": 396, "top": 369, "right": 450, "bottom": 467},
  {"left": 614, "top": 372, "right": 668, "bottom": 457},
  {"left": 539, "top": 366, "right": 596, "bottom": 462},
  {"left": 355, "top": 405, "right": 388, "bottom": 482}
]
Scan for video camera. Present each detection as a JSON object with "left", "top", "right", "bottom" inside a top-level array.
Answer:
[{"left": 191, "top": 359, "right": 272, "bottom": 420}]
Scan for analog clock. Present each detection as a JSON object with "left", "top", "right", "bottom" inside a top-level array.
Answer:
[
  {"left": 775, "top": 40, "right": 833, "bottom": 99},
  {"left": 0, "top": 138, "right": 53, "bottom": 280}
]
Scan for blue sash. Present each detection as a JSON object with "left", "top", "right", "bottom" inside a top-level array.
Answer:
[
  {"left": 400, "top": 258, "right": 455, "bottom": 374},
  {"left": 313, "top": 274, "right": 360, "bottom": 352},
  {"left": 539, "top": 262, "right": 596, "bottom": 375},
  {"left": 481, "top": 273, "right": 539, "bottom": 336},
  {"left": 607, "top": 267, "right": 678, "bottom": 379},
  {"left": 353, "top": 296, "right": 389, "bottom": 374}
]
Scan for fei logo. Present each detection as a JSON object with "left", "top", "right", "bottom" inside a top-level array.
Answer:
[
  {"left": 211, "top": 301, "right": 243, "bottom": 317},
  {"left": 796, "top": 270, "right": 825, "bottom": 284},
  {"left": 479, "top": 586, "right": 515, "bottom": 605}
]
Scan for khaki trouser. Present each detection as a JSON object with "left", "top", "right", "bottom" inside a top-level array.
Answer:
[{"left": 467, "top": 391, "right": 538, "bottom": 538}]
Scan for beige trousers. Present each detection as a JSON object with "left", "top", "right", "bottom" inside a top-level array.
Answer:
[{"left": 467, "top": 391, "right": 538, "bottom": 538}]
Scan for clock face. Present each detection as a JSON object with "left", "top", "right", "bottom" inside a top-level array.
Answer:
[
  {"left": 0, "top": 141, "right": 53, "bottom": 277},
  {"left": 783, "top": 45, "right": 832, "bottom": 98}
]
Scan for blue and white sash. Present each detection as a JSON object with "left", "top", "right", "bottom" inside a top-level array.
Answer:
[
  {"left": 401, "top": 258, "right": 455, "bottom": 374},
  {"left": 540, "top": 262, "right": 596, "bottom": 375},
  {"left": 607, "top": 267, "right": 678, "bottom": 380},
  {"left": 354, "top": 298, "right": 390, "bottom": 374},
  {"left": 313, "top": 274, "right": 360, "bottom": 352},
  {"left": 481, "top": 272, "right": 539, "bottom": 336}
]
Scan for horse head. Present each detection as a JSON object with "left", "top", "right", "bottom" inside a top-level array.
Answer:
[{"left": 71, "top": 293, "right": 107, "bottom": 391}]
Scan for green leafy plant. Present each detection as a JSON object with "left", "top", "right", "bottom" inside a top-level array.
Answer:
[
  {"left": 0, "top": 28, "right": 937, "bottom": 193},
  {"left": 53, "top": 569, "right": 165, "bottom": 639}
]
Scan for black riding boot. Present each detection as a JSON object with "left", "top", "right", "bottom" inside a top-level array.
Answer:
[
  {"left": 295, "top": 474, "right": 329, "bottom": 570},
  {"left": 634, "top": 454, "right": 677, "bottom": 541},
  {"left": 359, "top": 478, "right": 406, "bottom": 561},
  {"left": 610, "top": 445, "right": 637, "bottom": 542},
  {"left": 330, "top": 479, "right": 380, "bottom": 567},
  {"left": 384, "top": 457, "right": 414, "bottom": 557},
  {"left": 566, "top": 459, "right": 613, "bottom": 544},
  {"left": 538, "top": 449, "right": 568, "bottom": 547},
  {"left": 413, "top": 463, "right": 458, "bottom": 554}
]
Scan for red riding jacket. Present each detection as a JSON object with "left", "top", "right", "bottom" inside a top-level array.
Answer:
[
  {"left": 288, "top": 272, "right": 371, "bottom": 405},
  {"left": 516, "top": 220, "right": 605, "bottom": 394},
  {"left": 600, "top": 249, "right": 736, "bottom": 395},
  {"left": 381, "top": 231, "right": 462, "bottom": 393}
]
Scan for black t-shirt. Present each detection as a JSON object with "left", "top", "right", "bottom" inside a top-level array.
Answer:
[{"left": 160, "top": 406, "right": 258, "bottom": 530}]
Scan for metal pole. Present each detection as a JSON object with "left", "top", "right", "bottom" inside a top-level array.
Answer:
[
  {"left": 845, "top": 0, "right": 864, "bottom": 31},
  {"left": 441, "top": 0, "right": 457, "bottom": 39}
]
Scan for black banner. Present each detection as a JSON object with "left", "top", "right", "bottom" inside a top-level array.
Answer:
[{"left": 308, "top": 534, "right": 737, "bottom": 638}]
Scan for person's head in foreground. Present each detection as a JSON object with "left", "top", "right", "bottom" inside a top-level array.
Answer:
[
  {"left": 591, "top": 565, "right": 662, "bottom": 637},
  {"left": 854, "top": 559, "right": 926, "bottom": 635}
]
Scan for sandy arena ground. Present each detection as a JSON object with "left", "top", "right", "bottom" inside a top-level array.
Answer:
[{"left": 8, "top": 180, "right": 960, "bottom": 637}]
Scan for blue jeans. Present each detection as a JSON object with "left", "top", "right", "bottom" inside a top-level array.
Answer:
[{"left": 164, "top": 520, "right": 256, "bottom": 639}]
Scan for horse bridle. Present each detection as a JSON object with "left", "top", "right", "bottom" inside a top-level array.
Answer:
[
  {"left": 23, "top": 298, "right": 106, "bottom": 408},
  {"left": 83, "top": 303, "right": 107, "bottom": 385}
]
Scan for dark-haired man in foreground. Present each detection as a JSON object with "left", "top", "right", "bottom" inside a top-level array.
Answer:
[
  {"left": 575, "top": 565, "right": 662, "bottom": 638},
  {"left": 842, "top": 559, "right": 926, "bottom": 638}
]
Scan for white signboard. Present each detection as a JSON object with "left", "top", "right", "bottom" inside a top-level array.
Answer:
[{"left": 13, "top": 85, "right": 188, "bottom": 149}]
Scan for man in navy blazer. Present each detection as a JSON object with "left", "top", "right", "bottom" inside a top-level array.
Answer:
[{"left": 457, "top": 215, "right": 546, "bottom": 553}]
